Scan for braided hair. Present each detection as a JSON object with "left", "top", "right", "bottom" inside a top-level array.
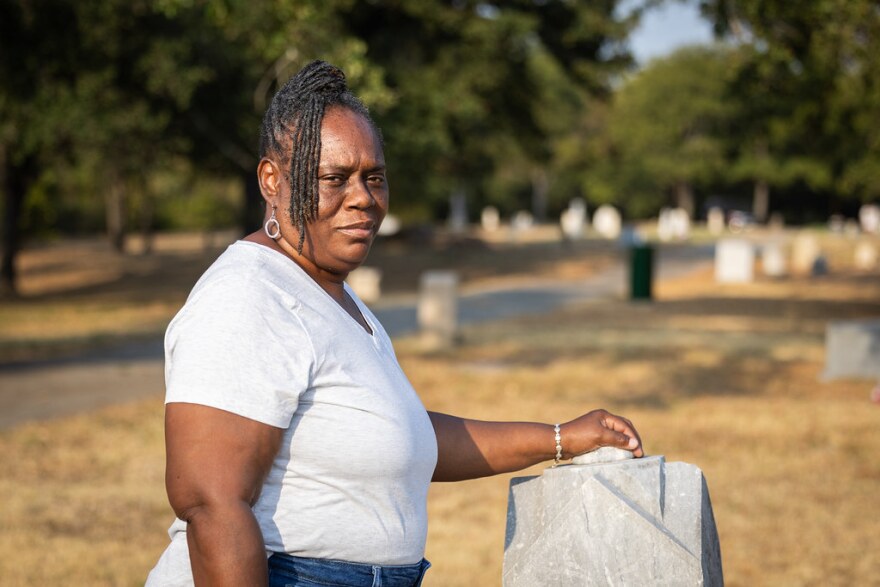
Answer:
[{"left": 258, "top": 60, "right": 382, "bottom": 252}]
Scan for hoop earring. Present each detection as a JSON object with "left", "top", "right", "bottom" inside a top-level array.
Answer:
[{"left": 264, "top": 206, "right": 281, "bottom": 239}]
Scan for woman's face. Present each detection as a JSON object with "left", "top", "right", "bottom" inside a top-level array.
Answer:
[{"left": 266, "top": 106, "right": 388, "bottom": 282}]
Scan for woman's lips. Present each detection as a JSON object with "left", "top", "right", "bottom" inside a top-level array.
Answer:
[{"left": 337, "top": 221, "right": 376, "bottom": 240}]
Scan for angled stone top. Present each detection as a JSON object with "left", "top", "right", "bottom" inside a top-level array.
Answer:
[
  {"left": 503, "top": 452, "right": 723, "bottom": 586},
  {"left": 570, "top": 446, "right": 634, "bottom": 466}
]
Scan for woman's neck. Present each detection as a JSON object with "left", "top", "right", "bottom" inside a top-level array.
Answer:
[{"left": 243, "top": 230, "right": 348, "bottom": 303}]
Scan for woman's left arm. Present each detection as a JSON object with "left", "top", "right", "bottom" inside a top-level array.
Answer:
[{"left": 428, "top": 410, "right": 643, "bottom": 482}]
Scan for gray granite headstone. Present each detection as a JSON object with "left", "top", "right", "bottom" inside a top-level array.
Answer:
[
  {"left": 503, "top": 448, "right": 723, "bottom": 586},
  {"left": 346, "top": 267, "right": 382, "bottom": 304},
  {"left": 417, "top": 270, "right": 459, "bottom": 348},
  {"left": 811, "top": 255, "right": 829, "bottom": 276},
  {"left": 823, "top": 319, "right": 880, "bottom": 380},
  {"left": 448, "top": 191, "right": 468, "bottom": 234}
]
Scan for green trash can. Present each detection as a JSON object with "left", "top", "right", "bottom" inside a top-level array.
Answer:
[{"left": 629, "top": 244, "right": 653, "bottom": 300}]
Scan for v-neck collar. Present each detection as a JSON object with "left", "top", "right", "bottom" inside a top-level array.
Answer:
[{"left": 236, "top": 240, "right": 377, "bottom": 339}]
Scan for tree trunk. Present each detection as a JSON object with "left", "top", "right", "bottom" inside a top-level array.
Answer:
[
  {"left": 1, "top": 149, "right": 35, "bottom": 298},
  {"left": 106, "top": 173, "right": 127, "bottom": 253},
  {"left": 752, "top": 138, "right": 771, "bottom": 223},
  {"left": 752, "top": 179, "right": 769, "bottom": 223},
  {"left": 674, "top": 181, "right": 695, "bottom": 218},
  {"left": 139, "top": 191, "right": 154, "bottom": 255},
  {"left": 530, "top": 167, "right": 549, "bottom": 223}
]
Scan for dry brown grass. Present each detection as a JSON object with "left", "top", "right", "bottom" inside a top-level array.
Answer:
[
  {"left": 0, "top": 398, "right": 169, "bottom": 587},
  {"left": 1, "top": 230, "right": 879, "bottom": 585},
  {"left": 406, "top": 260, "right": 880, "bottom": 587}
]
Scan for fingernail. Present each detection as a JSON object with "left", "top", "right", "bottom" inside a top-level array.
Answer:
[{"left": 627, "top": 437, "right": 638, "bottom": 449}]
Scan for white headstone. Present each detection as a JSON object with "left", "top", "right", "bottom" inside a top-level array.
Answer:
[
  {"left": 844, "top": 219, "right": 861, "bottom": 238},
  {"left": 859, "top": 204, "right": 880, "bottom": 234},
  {"left": 791, "top": 233, "right": 821, "bottom": 274},
  {"left": 481, "top": 206, "right": 501, "bottom": 232},
  {"left": 854, "top": 241, "right": 878, "bottom": 270},
  {"left": 510, "top": 210, "right": 535, "bottom": 233},
  {"left": 346, "top": 267, "right": 382, "bottom": 304},
  {"left": 503, "top": 450, "right": 723, "bottom": 586},
  {"left": 377, "top": 214, "right": 401, "bottom": 237},
  {"left": 828, "top": 214, "right": 845, "bottom": 234},
  {"left": 417, "top": 270, "right": 458, "bottom": 348},
  {"left": 671, "top": 207, "right": 691, "bottom": 240},
  {"left": 707, "top": 206, "right": 725, "bottom": 236},
  {"left": 715, "top": 238, "right": 755, "bottom": 283},
  {"left": 657, "top": 207, "right": 674, "bottom": 242},
  {"left": 761, "top": 242, "right": 788, "bottom": 277},
  {"left": 560, "top": 199, "right": 587, "bottom": 241},
  {"left": 593, "top": 205, "right": 621, "bottom": 239}
]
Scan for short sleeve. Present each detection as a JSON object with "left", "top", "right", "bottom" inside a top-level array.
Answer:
[{"left": 164, "top": 275, "right": 314, "bottom": 428}]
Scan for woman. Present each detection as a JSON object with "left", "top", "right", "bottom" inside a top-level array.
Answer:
[{"left": 146, "top": 60, "right": 643, "bottom": 587}]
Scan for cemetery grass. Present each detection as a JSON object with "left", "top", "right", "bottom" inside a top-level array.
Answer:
[{"left": 1, "top": 232, "right": 879, "bottom": 585}]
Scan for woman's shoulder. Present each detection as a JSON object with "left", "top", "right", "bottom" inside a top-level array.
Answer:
[
  {"left": 188, "top": 241, "right": 307, "bottom": 303},
  {"left": 167, "top": 242, "right": 301, "bottom": 333}
]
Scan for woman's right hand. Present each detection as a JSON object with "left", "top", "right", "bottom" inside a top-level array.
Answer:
[{"left": 559, "top": 409, "right": 643, "bottom": 460}]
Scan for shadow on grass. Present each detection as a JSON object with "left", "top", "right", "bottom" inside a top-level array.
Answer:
[{"left": 452, "top": 283, "right": 880, "bottom": 408}]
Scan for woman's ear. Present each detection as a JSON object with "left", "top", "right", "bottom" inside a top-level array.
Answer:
[{"left": 257, "top": 157, "right": 282, "bottom": 205}]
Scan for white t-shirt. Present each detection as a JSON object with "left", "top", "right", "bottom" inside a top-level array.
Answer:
[{"left": 146, "top": 241, "right": 438, "bottom": 586}]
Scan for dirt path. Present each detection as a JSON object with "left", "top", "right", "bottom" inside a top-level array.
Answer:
[{"left": 0, "top": 245, "right": 713, "bottom": 430}]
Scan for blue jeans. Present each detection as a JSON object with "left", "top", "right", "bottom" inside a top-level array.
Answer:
[{"left": 268, "top": 553, "right": 431, "bottom": 587}]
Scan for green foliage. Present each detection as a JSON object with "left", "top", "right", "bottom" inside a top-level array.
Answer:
[
  {"left": 593, "top": 46, "right": 734, "bottom": 215},
  {"left": 2, "top": 0, "right": 636, "bottom": 248},
  {"left": 150, "top": 169, "right": 242, "bottom": 232},
  {"left": 4, "top": 0, "right": 878, "bottom": 267},
  {"left": 342, "top": 0, "right": 635, "bottom": 219},
  {"left": 701, "top": 0, "right": 880, "bottom": 205}
]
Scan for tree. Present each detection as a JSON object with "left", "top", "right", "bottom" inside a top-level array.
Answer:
[
  {"left": 341, "top": 0, "right": 636, "bottom": 221},
  {"left": 0, "top": 0, "right": 373, "bottom": 294},
  {"left": 1, "top": 0, "right": 91, "bottom": 295},
  {"left": 700, "top": 0, "right": 880, "bottom": 217},
  {"left": 1, "top": 0, "right": 641, "bottom": 298},
  {"left": 604, "top": 46, "right": 733, "bottom": 217}
]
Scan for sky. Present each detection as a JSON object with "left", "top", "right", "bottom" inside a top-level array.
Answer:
[{"left": 627, "top": 1, "right": 716, "bottom": 66}]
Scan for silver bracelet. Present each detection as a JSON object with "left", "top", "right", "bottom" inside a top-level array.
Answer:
[{"left": 553, "top": 423, "right": 563, "bottom": 466}]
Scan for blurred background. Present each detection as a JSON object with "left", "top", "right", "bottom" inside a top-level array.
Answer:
[
  {"left": 3, "top": 0, "right": 879, "bottom": 274},
  {"left": 1, "top": 1, "right": 879, "bottom": 585}
]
